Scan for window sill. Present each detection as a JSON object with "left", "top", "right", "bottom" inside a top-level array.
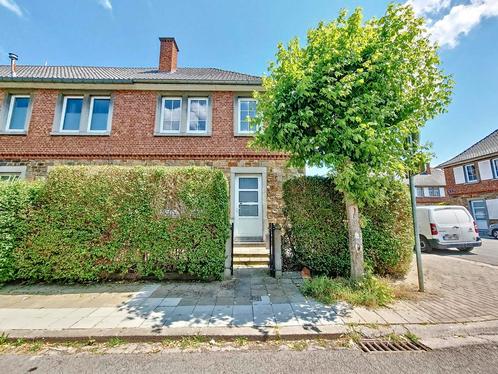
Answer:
[
  {"left": 50, "top": 132, "right": 111, "bottom": 137},
  {"left": 154, "top": 132, "right": 211, "bottom": 137},
  {"left": 234, "top": 133, "right": 256, "bottom": 137},
  {"left": 0, "top": 131, "right": 27, "bottom": 135}
]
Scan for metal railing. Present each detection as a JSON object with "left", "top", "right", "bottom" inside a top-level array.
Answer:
[{"left": 230, "top": 222, "right": 234, "bottom": 276}]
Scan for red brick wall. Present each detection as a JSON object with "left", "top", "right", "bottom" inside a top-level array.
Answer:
[
  {"left": 0, "top": 89, "right": 283, "bottom": 160},
  {"left": 416, "top": 197, "right": 448, "bottom": 205},
  {"left": 444, "top": 162, "right": 498, "bottom": 197}
]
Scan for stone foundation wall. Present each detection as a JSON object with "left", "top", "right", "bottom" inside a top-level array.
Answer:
[{"left": 0, "top": 158, "right": 302, "bottom": 227}]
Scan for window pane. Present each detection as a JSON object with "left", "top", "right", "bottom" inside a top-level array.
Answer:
[
  {"left": 62, "top": 98, "right": 83, "bottom": 130},
  {"left": 188, "top": 99, "right": 208, "bottom": 131},
  {"left": 466, "top": 165, "right": 477, "bottom": 181},
  {"left": 89, "top": 98, "right": 110, "bottom": 131},
  {"left": 239, "top": 177, "right": 258, "bottom": 189},
  {"left": 240, "top": 205, "right": 258, "bottom": 217},
  {"left": 239, "top": 100, "right": 258, "bottom": 133},
  {"left": 239, "top": 191, "right": 258, "bottom": 203},
  {"left": 8, "top": 97, "right": 29, "bottom": 130},
  {"left": 162, "top": 99, "right": 182, "bottom": 132},
  {"left": 416, "top": 187, "right": 424, "bottom": 197},
  {"left": 428, "top": 187, "right": 440, "bottom": 197},
  {"left": 0, "top": 173, "right": 20, "bottom": 182}
]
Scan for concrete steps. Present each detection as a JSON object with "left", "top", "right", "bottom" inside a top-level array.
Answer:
[{"left": 233, "top": 242, "right": 269, "bottom": 268}]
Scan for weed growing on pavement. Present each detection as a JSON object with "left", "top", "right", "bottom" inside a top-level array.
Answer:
[
  {"left": 404, "top": 332, "right": 420, "bottom": 343},
  {"left": 234, "top": 337, "right": 248, "bottom": 347},
  {"left": 27, "top": 341, "right": 43, "bottom": 352},
  {"left": 300, "top": 275, "right": 394, "bottom": 308},
  {"left": 0, "top": 333, "right": 8, "bottom": 345},
  {"left": 106, "top": 337, "right": 125, "bottom": 348},
  {"left": 288, "top": 341, "right": 309, "bottom": 351}
]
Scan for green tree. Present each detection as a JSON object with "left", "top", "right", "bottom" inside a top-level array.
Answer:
[{"left": 253, "top": 4, "right": 453, "bottom": 280}]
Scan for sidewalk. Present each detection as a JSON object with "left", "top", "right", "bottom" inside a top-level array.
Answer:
[{"left": 1, "top": 254, "right": 498, "bottom": 341}]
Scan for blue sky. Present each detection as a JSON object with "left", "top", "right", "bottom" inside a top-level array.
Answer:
[{"left": 1, "top": 0, "right": 497, "bottom": 170}]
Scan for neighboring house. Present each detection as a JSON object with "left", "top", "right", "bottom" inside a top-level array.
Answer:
[
  {"left": 0, "top": 37, "right": 302, "bottom": 255},
  {"left": 438, "top": 129, "right": 498, "bottom": 231},
  {"left": 412, "top": 165, "right": 447, "bottom": 205}
]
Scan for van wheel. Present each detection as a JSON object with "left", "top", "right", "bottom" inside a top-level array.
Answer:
[
  {"left": 492, "top": 229, "right": 498, "bottom": 239},
  {"left": 419, "top": 236, "right": 432, "bottom": 253},
  {"left": 458, "top": 247, "right": 474, "bottom": 252}
]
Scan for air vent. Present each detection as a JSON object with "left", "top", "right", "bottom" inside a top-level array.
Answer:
[{"left": 357, "top": 339, "right": 430, "bottom": 353}]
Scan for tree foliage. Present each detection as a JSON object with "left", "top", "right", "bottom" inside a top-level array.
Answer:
[{"left": 254, "top": 4, "right": 453, "bottom": 205}]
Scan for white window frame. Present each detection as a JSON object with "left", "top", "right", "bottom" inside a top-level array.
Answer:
[
  {"left": 416, "top": 187, "right": 424, "bottom": 197},
  {"left": 6, "top": 95, "right": 30, "bottom": 132},
  {"left": 159, "top": 97, "right": 182, "bottom": 134},
  {"left": 237, "top": 98, "right": 258, "bottom": 134},
  {"left": 60, "top": 96, "right": 84, "bottom": 133},
  {"left": 428, "top": 187, "right": 441, "bottom": 197},
  {"left": 187, "top": 97, "right": 209, "bottom": 134},
  {"left": 0, "top": 166, "right": 27, "bottom": 181},
  {"left": 464, "top": 163, "right": 478, "bottom": 183},
  {"left": 87, "top": 96, "right": 111, "bottom": 133},
  {"left": 492, "top": 159, "right": 498, "bottom": 179}
]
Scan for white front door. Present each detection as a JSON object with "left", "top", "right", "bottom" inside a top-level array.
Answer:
[{"left": 234, "top": 174, "right": 263, "bottom": 240}]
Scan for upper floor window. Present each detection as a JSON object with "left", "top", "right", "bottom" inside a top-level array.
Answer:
[
  {"left": 492, "top": 159, "right": 498, "bottom": 179},
  {"left": 238, "top": 98, "right": 258, "bottom": 134},
  {"left": 6, "top": 95, "right": 30, "bottom": 132},
  {"left": 60, "top": 96, "right": 83, "bottom": 132},
  {"left": 416, "top": 187, "right": 424, "bottom": 197},
  {"left": 187, "top": 98, "right": 208, "bottom": 133},
  {"left": 464, "top": 163, "right": 478, "bottom": 183},
  {"left": 88, "top": 97, "right": 111, "bottom": 132},
  {"left": 55, "top": 94, "right": 112, "bottom": 135},
  {"left": 428, "top": 187, "right": 441, "bottom": 197},
  {"left": 160, "top": 98, "right": 182, "bottom": 133}
]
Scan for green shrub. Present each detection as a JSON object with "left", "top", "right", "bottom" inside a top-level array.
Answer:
[
  {"left": 283, "top": 176, "right": 413, "bottom": 278},
  {"left": 15, "top": 166, "right": 229, "bottom": 282},
  {"left": 0, "top": 181, "right": 41, "bottom": 283},
  {"left": 300, "top": 275, "right": 394, "bottom": 308}
]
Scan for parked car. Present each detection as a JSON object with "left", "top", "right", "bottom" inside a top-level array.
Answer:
[
  {"left": 488, "top": 224, "right": 498, "bottom": 239},
  {"left": 416, "top": 205, "right": 482, "bottom": 252}
]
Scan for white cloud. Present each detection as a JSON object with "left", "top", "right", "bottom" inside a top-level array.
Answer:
[
  {"left": 407, "top": 0, "right": 451, "bottom": 16},
  {"left": 406, "top": 0, "right": 498, "bottom": 48},
  {"left": 0, "top": 0, "right": 23, "bottom": 17},
  {"left": 97, "top": 0, "right": 112, "bottom": 11},
  {"left": 428, "top": 0, "right": 498, "bottom": 47}
]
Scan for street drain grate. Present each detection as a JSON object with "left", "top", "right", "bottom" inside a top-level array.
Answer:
[{"left": 357, "top": 339, "right": 430, "bottom": 353}]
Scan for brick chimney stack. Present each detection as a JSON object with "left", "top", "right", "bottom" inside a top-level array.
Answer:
[{"left": 158, "top": 37, "right": 179, "bottom": 73}]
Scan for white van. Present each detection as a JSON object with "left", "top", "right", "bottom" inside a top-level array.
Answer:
[{"left": 416, "top": 205, "right": 482, "bottom": 252}]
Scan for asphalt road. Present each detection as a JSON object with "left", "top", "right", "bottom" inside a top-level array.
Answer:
[
  {"left": 1, "top": 345, "right": 498, "bottom": 374},
  {"left": 427, "top": 237, "right": 498, "bottom": 266}
]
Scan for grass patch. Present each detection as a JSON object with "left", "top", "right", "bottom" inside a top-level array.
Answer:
[
  {"left": 234, "top": 337, "right": 248, "bottom": 347},
  {"left": 404, "top": 332, "right": 420, "bottom": 344},
  {"left": 106, "top": 337, "right": 125, "bottom": 348},
  {"left": 300, "top": 275, "right": 394, "bottom": 308}
]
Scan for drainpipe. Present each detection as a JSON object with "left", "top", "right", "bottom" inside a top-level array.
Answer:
[{"left": 8, "top": 53, "right": 18, "bottom": 77}]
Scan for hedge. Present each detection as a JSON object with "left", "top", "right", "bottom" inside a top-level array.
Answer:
[
  {"left": 0, "top": 181, "right": 41, "bottom": 283},
  {"left": 283, "top": 176, "right": 413, "bottom": 278},
  {"left": 6, "top": 166, "right": 229, "bottom": 282}
]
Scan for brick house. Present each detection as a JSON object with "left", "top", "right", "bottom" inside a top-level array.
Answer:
[
  {"left": 439, "top": 129, "right": 498, "bottom": 231},
  {"left": 412, "top": 165, "right": 447, "bottom": 205},
  {"left": 0, "top": 37, "right": 302, "bottom": 260}
]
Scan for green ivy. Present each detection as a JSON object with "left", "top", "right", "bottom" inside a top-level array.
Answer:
[
  {"left": 12, "top": 166, "right": 229, "bottom": 282},
  {"left": 283, "top": 176, "right": 413, "bottom": 278}
]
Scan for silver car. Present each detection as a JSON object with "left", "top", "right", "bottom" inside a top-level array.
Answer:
[{"left": 488, "top": 224, "right": 498, "bottom": 239}]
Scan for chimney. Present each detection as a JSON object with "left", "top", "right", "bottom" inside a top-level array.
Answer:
[
  {"left": 425, "top": 163, "right": 431, "bottom": 175},
  {"left": 158, "top": 37, "right": 179, "bottom": 73},
  {"left": 8, "top": 52, "right": 18, "bottom": 77}
]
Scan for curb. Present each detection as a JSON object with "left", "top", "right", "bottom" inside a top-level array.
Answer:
[{"left": 0, "top": 325, "right": 350, "bottom": 343}]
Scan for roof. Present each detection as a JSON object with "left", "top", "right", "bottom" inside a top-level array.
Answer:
[
  {"left": 413, "top": 168, "right": 446, "bottom": 186},
  {"left": 438, "top": 129, "right": 498, "bottom": 168},
  {"left": 0, "top": 65, "right": 262, "bottom": 85}
]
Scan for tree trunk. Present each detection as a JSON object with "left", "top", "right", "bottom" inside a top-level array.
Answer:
[{"left": 345, "top": 197, "right": 364, "bottom": 281}]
